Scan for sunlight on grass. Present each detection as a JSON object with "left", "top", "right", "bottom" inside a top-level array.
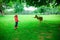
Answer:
[{"left": 0, "top": 15, "right": 60, "bottom": 40}]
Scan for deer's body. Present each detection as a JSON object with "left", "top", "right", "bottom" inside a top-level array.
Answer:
[{"left": 34, "top": 15, "right": 43, "bottom": 21}]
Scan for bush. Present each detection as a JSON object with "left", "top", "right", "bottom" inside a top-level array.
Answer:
[{"left": 34, "top": 5, "right": 60, "bottom": 15}]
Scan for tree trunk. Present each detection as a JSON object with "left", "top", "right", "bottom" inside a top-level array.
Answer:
[{"left": 0, "top": 3, "right": 4, "bottom": 16}]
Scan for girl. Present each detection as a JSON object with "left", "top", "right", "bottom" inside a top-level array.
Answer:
[{"left": 14, "top": 14, "right": 19, "bottom": 29}]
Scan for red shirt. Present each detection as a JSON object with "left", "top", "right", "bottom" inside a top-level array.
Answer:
[{"left": 14, "top": 15, "right": 18, "bottom": 22}]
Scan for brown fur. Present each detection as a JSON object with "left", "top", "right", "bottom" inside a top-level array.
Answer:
[{"left": 34, "top": 15, "right": 43, "bottom": 21}]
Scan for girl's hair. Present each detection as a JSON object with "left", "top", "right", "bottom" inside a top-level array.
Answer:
[{"left": 15, "top": 14, "right": 18, "bottom": 17}]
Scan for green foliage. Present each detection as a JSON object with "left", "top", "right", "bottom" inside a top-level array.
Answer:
[
  {"left": 7, "top": 1, "right": 13, "bottom": 7},
  {"left": 34, "top": 5, "right": 60, "bottom": 14},
  {"left": 14, "top": 3, "right": 24, "bottom": 13},
  {"left": 26, "top": 0, "right": 47, "bottom": 7},
  {"left": 56, "top": 0, "right": 60, "bottom": 5},
  {"left": 26, "top": 0, "right": 59, "bottom": 7},
  {"left": 0, "top": 0, "right": 60, "bottom": 15}
]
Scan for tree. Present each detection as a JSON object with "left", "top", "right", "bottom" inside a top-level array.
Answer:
[
  {"left": 0, "top": 0, "right": 10, "bottom": 15},
  {"left": 14, "top": 2, "right": 24, "bottom": 13},
  {"left": 56, "top": 0, "right": 60, "bottom": 6},
  {"left": 0, "top": 0, "right": 22, "bottom": 15},
  {"left": 26, "top": 0, "right": 59, "bottom": 7},
  {"left": 26, "top": 0, "right": 47, "bottom": 7},
  {"left": 0, "top": 0, "right": 4, "bottom": 16}
]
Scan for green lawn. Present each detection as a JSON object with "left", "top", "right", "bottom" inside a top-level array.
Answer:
[{"left": 0, "top": 15, "right": 60, "bottom": 40}]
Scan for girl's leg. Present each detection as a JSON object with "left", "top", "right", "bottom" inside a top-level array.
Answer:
[{"left": 15, "top": 22, "right": 18, "bottom": 29}]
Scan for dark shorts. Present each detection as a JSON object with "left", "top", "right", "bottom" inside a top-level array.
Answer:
[{"left": 15, "top": 22, "right": 18, "bottom": 27}]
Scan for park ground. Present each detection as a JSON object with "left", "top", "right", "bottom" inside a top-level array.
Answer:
[{"left": 0, "top": 15, "right": 60, "bottom": 40}]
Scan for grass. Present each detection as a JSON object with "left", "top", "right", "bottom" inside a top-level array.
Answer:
[{"left": 0, "top": 15, "right": 60, "bottom": 40}]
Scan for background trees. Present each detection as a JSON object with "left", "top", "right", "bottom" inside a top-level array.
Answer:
[
  {"left": 0, "top": 0, "right": 60, "bottom": 15},
  {"left": 26, "top": 0, "right": 58, "bottom": 7}
]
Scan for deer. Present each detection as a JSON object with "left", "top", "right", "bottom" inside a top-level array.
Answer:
[{"left": 34, "top": 15, "right": 43, "bottom": 21}]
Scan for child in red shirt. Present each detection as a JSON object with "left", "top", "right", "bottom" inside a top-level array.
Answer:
[{"left": 14, "top": 14, "right": 19, "bottom": 29}]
